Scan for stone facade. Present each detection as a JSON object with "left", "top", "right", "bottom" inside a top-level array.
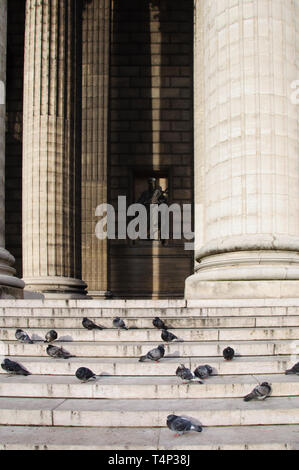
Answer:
[{"left": 2, "top": 0, "right": 299, "bottom": 299}]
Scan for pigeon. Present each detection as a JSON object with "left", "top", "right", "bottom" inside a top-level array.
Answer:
[
  {"left": 243, "top": 382, "right": 272, "bottom": 402},
  {"left": 153, "top": 317, "right": 168, "bottom": 330},
  {"left": 139, "top": 344, "right": 165, "bottom": 362},
  {"left": 223, "top": 347, "right": 235, "bottom": 360},
  {"left": 1, "top": 358, "right": 31, "bottom": 376},
  {"left": 285, "top": 362, "right": 299, "bottom": 375},
  {"left": 113, "top": 317, "right": 128, "bottom": 330},
  {"left": 176, "top": 364, "right": 203, "bottom": 384},
  {"left": 46, "top": 344, "right": 75, "bottom": 359},
  {"left": 15, "top": 329, "right": 34, "bottom": 344},
  {"left": 82, "top": 317, "right": 105, "bottom": 331},
  {"left": 161, "top": 329, "right": 183, "bottom": 343},
  {"left": 75, "top": 367, "right": 96, "bottom": 383},
  {"left": 167, "top": 414, "right": 202, "bottom": 437},
  {"left": 193, "top": 365, "right": 214, "bottom": 380},
  {"left": 44, "top": 330, "right": 58, "bottom": 343}
]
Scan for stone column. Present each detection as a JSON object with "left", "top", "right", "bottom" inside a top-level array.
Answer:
[
  {"left": 22, "top": 0, "right": 87, "bottom": 297},
  {"left": 0, "top": 0, "right": 24, "bottom": 298},
  {"left": 186, "top": 0, "right": 299, "bottom": 298},
  {"left": 81, "top": 0, "right": 110, "bottom": 298}
]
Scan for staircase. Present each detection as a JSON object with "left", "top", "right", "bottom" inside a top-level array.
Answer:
[{"left": 0, "top": 298, "right": 299, "bottom": 450}]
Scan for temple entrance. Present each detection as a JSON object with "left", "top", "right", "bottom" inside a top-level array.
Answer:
[{"left": 108, "top": 0, "right": 194, "bottom": 298}]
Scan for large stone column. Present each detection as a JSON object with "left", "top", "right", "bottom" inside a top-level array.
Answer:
[
  {"left": 0, "top": 0, "right": 24, "bottom": 298},
  {"left": 186, "top": 0, "right": 299, "bottom": 298},
  {"left": 22, "top": 0, "right": 87, "bottom": 297},
  {"left": 81, "top": 0, "right": 110, "bottom": 298}
]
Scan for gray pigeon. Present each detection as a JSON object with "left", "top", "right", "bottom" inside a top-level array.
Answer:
[
  {"left": 176, "top": 364, "right": 203, "bottom": 384},
  {"left": 1, "top": 358, "right": 31, "bottom": 376},
  {"left": 44, "top": 330, "right": 58, "bottom": 343},
  {"left": 223, "top": 347, "right": 235, "bottom": 360},
  {"left": 161, "top": 329, "right": 183, "bottom": 343},
  {"left": 113, "top": 317, "right": 128, "bottom": 330},
  {"left": 15, "top": 329, "right": 34, "bottom": 344},
  {"left": 153, "top": 317, "right": 168, "bottom": 330},
  {"left": 46, "top": 344, "right": 75, "bottom": 359},
  {"left": 194, "top": 365, "right": 214, "bottom": 380},
  {"left": 243, "top": 382, "right": 272, "bottom": 402},
  {"left": 139, "top": 344, "right": 165, "bottom": 362},
  {"left": 75, "top": 367, "right": 96, "bottom": 383},
  {"left": 82, "top": 317, "right": 105, "bottom": 331},
  {"left": 285, "top": 362, "right": 299, "bottom": 375},
  {"left": 167, "top": 414, "right": 202, "bottom": 436}
]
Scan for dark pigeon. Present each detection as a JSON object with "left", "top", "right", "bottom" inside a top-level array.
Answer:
[
  {"left": 82, "top": 317, "right": 105, "bottom": 331},
  {"left": 113, "top": 317, "right": 128, "bottom": 330},
  {"left": 176, "top": 364, "right": 203, "bottom": 384},
  {"left": 139, "top": 344, "right": 165, "bottom": 362},
  {"left": 1, "top": 358, "right": 31, "bottom": 376},
  {"left": 161, "top": 329, "right": 183, "bottom": 343},
  {"left": 243, "top": 382, "right": 272, "bottom": 402},
  {"left": 285, "top": 362, "right": 299, "bottom": 375},
  {"left": 46, "top": 344, "right": 75, "bottom": 359},
  {"left": 223, "top": 347, "right": 235, "bottom": 360},
  {"left": 15, "top": 329, "right": 34, "bottom": 344},
  {"left": 153, "top": 317, "right": 168, "bottom": 330},
  {"left": 75, "top": 367, "right": 96, "bottom": 383},
  {"left": 167, "top": 414, "right": 202, "bottom": 436},
  {"left": 193, "top": 365, "right": 214, "bottom": 380},
  {"left": 44, "top": 330, "right": 58, "bottom": 343}
]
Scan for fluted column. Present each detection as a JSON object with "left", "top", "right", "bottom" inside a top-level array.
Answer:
[
  {"left": 0, "top": 0, "right": 24, "bottom": 298},
  {"left": 186, "top": 0, "right": 299, "bottom": 298},
  {"left": 23, "top": 0, "right": 87, "bottom": 297},
  {"left": 81, "top": 0, "right": 110, "bottom": 297}
]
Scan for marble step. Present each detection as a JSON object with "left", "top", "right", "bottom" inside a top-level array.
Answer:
[
  {"left": 1, "top": 306, "right": 299, "bottom": 318},
  {"left": 1, "top": 339, "right": 296, "bottom": 357},
  {"left": 2, "top": 298, "right": 299, "bottom": 309},
  {"left": 0, "top": 355, "right": 294, "bottom": 376},
  {"left": 0, "top": 396, "right": 298, "bottom": 427},
  {"left": 3, "top": 315, "right": 299, "bottom": 329},
  {"left": 0, "top": 374, "right": 297, "bottom": 400},
  {"left": 3, "top": 326, "right": 299, "bottom": 343},
  {"left": 1, "top": 424, "right": 298, "bottom": 450}
]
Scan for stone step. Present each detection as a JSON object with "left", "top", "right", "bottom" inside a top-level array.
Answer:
[
  {"left": 3, "top": 326, "right": 299, "bottom": 342},
  {"left": 1, "top": 339, "right": 296, "bottom": 357},
  {"left": 2, "top": 315, "right": 299, "bottom": 329},
  {"left": 0, "top": 374, "right": 297, "bottom": 400},
  {"left": 2, "top": 298, "right": 299, "bottom": 309},
  {"left": 0, "top": 355, "right": 293, "bottom": 376},
  {"left": 0, "top": 396, "right": 298, "bottom": 427},
  {"left": 1, "top": 424, "right": 298, "bottom": 450},
  {"left": 2, "top": 306, "right": 299, "bottom": 318}
]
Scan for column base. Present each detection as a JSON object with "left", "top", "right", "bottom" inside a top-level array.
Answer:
[
  {"left": 0, "top": 284, "right": 24, "bottom": 299},
  {"left": 0, "top": 248, "right": 25, "bottom": 298},
  {"left": 23, "top": 276, "right": 88, "bottom": 299},
  {"left": 186, "top": 249, "right": 299, "bottom": 299},
  {"left": 185, "top": 278, "right": 299, "bottom": 299}
]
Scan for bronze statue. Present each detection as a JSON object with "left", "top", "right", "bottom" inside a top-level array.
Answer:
[
  {"left": 136, "top": 177, "right": 168, "bottom": 242},
  {"left": 137, "top": 177, "right": 168, "bottom": 207}
]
